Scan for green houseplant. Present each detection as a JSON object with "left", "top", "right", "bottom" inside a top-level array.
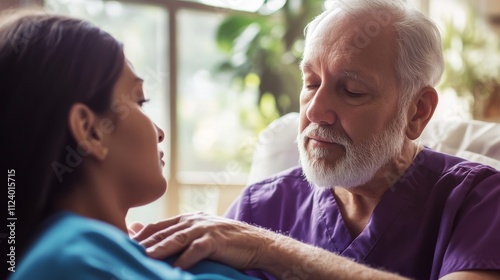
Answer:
[
  {"left": 438, "top": 2, "right": 500, "bottom": 121},
  {"left": 215, "top": 0, "right": 324, "bottom": 117}
]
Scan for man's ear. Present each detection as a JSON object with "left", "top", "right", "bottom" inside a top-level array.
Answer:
[
  {"left": 406, "top": 87, "right": 438, "bottom": 140},
  {"left": 68, "top": 103, "right": 109, "bottom": 161}
]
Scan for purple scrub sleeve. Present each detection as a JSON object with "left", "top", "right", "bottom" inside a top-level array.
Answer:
[{"left": 225, "top": 148, "right": 500, "bottom": 280}]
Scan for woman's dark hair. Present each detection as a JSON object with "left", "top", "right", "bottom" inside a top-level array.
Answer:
[{"left": 0, "top": 8, "right": 125, "bottom": 260}]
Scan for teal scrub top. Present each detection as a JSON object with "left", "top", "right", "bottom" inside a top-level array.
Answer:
[{"left": 10, "top": 212, "right": 257, "bottom": 280}]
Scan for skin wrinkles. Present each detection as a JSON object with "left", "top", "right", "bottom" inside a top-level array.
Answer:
[
  {"left": 301, "top": 65, "right": 383, "bottom": 103},
  {"left": 298, "top": 11, "right": 409, "bottom": 201},
  {"left": 302, "top": 12, "right": 399, "bottom": 97}
]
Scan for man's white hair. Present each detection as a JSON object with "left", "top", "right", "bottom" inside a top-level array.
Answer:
[{"left": 304, "top": 0, "right": 444, "bottom": 110}]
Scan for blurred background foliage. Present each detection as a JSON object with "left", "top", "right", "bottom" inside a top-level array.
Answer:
[
  {"left": 438, "top": 1, "right": 500, "bottom": 121},
  {"left": 213, "top": 0, "right": 500, "bottom": 123},
  {"left": 214, "top": 0, "right": 324, "bottom": 117}
]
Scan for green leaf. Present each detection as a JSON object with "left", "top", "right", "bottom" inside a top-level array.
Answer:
[{"left": 216, "top": 15, "right": 258, "bottom": 53}]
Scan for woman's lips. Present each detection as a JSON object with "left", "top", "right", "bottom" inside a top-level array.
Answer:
[{"left": 160, "top": 151, "right": 165, "bottom": 166}]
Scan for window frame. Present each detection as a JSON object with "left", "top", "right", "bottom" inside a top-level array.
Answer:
[{"left": 117, "top": 0, "right": 254, "bottom": 217}]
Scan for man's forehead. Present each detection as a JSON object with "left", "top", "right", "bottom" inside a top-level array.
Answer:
[
  {"left": 304, "top": 21, "right": 363, "bottom": 64},
  {"left": 306, "top": 9, "right": 350, "bottom": 46},
  {"left": 300, "top": 38, "right": 354, "bottom": 72},
  {"left": 306, "top": 9, "right": 395, "bottom": 48},
  {"left": 303, "top": 14, "right": 396, "bottom": 72}
]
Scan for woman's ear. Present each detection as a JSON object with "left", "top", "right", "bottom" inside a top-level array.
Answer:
[
  {"left": 406, "top": 87, "right": 438, "bottom": 140},
  {"left": 68, "top": 103, "right": 109, "bottom": 161}
]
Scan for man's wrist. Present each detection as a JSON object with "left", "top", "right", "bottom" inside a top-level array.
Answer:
[{"left": 252, "top": 229, "right": 301, "bottom": 277}]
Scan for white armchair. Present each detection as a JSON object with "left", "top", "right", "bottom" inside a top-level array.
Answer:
[{"left": 247, "top": 112, "right": 500, "bottom": 185}]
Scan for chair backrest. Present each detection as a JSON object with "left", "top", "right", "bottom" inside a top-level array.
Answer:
[
  {"left": 248, "top": 113, "right": 300, "bottom": 185},
  {"left": 419, "top": 118, "right": 500, "bottom": 168},
  {"left": 247, "top": 113, "right": 500, "bottom": 184}
]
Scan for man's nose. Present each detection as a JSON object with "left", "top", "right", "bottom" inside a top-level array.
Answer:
[{"left": 305, "top": 86, "right": 337, "bottom": 126}]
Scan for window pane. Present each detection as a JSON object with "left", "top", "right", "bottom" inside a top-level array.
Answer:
[
  {"left": 179, "top": 185, "right": 220, "bottom": 213},
  {"left": 177, "top": 9, "right": 264, "bottom": 182},
  {"left": 45, "top": 0, "right": 169, "bottom": 224}
]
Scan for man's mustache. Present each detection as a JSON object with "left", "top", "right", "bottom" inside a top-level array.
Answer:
[{"left": 299, "top": 124, "right": 352, "bottom": 147}]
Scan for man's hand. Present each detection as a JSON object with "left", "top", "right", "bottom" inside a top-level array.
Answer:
[
  {"left": 132, "top": 212, "right": 274, "bottom": 270},
  {"left": 128, "top": 221, "right": 145, "bottom": 237},
  {"left": 131, "top": 213, "right": 416, "bottom": 280}
]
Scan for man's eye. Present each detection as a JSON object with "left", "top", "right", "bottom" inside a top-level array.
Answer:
[
  {"left": 345, "top": 90, "right": 365, "bottom": 98},
  {"left": 306, "top": 84, "right": 320, "bottom": 89}
]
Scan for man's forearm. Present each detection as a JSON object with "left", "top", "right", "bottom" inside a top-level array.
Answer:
[
  {"left": 259, "top": 232, "right": 408, "bottom": 280},
  {"left": 134, "top": 213, "right": 409, "bottom": 279}
]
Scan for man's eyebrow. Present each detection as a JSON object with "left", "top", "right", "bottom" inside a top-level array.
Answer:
[
  {"left": 299, "top": 61, "right": 312, "bottom": 71},
  {"left": 299, "top": 63, "right": 381, "bottom": 91},
  {"left": 300, "top": 62, "right": 321, "bottom": 78},
  {"left": 339, "top": 71, "right": 361, "bottom": 81},
  {"left": 339, "top": 70, "right": 381, "bottom": 91}
]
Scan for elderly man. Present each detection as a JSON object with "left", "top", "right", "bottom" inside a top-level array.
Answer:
[{"left": 133, "top": 0, "right": 500, "bottom": 279}]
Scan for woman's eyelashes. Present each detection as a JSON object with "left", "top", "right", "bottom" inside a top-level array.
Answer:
[{"left": 138, "top": 98, "right": 150, "bottom": 107}]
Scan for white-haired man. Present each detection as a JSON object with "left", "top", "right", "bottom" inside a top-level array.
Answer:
[{"left": 133, "top": 1, "right": 500, "bottom": 279}]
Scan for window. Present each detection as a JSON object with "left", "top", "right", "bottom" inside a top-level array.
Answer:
[
  {"left": 175, "top": 9, "right": 263, "bottom": 215},
  {"left": 44, "top": 0, "right": 264, "bottom": 224}
]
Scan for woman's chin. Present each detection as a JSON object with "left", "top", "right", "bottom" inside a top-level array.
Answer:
[{"left": 132, "top": 180, "right": 168, "bottom": 207}]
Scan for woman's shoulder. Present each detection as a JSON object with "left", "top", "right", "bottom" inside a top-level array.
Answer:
[
  {"left": 12, "top": 213, "right": 125, "bottom": 278},
  {"left": 11, "top": 212, "right": 177, "bottom": 280},
  {"left": 25, "top": 212, "right": 137, "bottom": 256},
  {"left": 12, "top": 212, "right": 257, "bottom": 280}
]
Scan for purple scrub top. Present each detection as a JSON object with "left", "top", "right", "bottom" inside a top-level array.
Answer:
[{"left": 226, "top": 148, "right": 500, "bottom": 280}]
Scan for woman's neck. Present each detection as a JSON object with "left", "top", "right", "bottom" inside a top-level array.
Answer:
[{"left": 56, "top": 178, "right": 128, "bottom": 233}]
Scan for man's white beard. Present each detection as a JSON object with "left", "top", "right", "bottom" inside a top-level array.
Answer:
[{"left": 297, "top": 115, "right": 406, "bottom": 189}]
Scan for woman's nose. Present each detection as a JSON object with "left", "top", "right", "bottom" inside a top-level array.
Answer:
[{"left": 155, "top": 124, "right": 165, "bottom": 143}]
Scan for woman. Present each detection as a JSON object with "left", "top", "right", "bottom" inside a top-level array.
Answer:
[{"left": 0, "top": 9, "right": 255, "bottom": 280}]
